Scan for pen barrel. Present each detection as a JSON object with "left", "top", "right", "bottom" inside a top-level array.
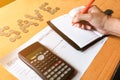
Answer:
[
  {"left": 81, "top": 0, "right": 95, "bottom": 14},
  {"left": 81, "top": 6, "right": 90, "bottom": 14}
]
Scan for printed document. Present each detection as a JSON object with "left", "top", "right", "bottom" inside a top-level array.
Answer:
[{"left": 0, "top": 26, "right": 107, "bottom": 80}]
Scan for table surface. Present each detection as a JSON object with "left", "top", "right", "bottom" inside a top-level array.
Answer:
[{"left": 0, "top": 0, "right": 120, "bottom": 80}]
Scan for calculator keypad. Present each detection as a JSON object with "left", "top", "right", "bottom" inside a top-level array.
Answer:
[{"left": 30, "top": 50, "right": 76, "bottom": 80}]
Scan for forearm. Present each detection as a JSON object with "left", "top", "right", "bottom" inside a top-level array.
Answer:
[{"left": 104, "top": 17, "right": 120, "bottom": 37}]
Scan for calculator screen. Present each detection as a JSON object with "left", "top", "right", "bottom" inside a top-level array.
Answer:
[{"left": 26, "top": 47, "right": 45, "bottom": 60}]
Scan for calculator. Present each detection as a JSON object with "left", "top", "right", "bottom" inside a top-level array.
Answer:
[{"left": 18, "top": 42, "right": 77, "bottom": 80}]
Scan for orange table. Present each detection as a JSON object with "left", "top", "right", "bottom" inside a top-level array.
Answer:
[{"left": 0, "top": 0, "right": 120, "bottom": 80}]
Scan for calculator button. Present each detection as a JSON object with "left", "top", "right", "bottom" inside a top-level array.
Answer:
[
  {"left": 40, "top": 69, "right": 44, "bottom": 72},
  {"left": 54, "top": 63, "right": 59, "bottom": 67},
  {"left": 36, "top": 65, "right": 39, "bottom": 68},
  {"left": 61, "top": 68, "right": 65, "bottom": 72},
  {"left": 50, "top": 66, "right": 55, "bottom": 70},
  {"left": 30, "top": 61, "right": 34, "bottom": 64},
  {"left": 67, "top": 67, "right": 71, "bottom": 71},
  {"left": 50, "top": 71, "right": 55, "bottom": 75},
  {"left": 58, "top": 60, "right": 62, "bottom": 64},
  {"left": 43, "top": 67, "right": 47, "bottom": 70},
  {"left": 47, "top": 69, "right": 52, "bottom": 73},
  {"left": 44, "top": 62, "right": 48, "bottom": 66},
  {"left": 64, "top": 70, "right": 68, "bottom": 74},
  {"left": 34, "top": 59, "right": 37, "bottom": 62},
  {"left": 64, "top": 65, "right": 68, "bottom": 69},
  {"left": 56, "top": 77, "right": 61, "bottom": 80},
  {"left": 54, "top": 68, "right": 58, "bottom": 72},
  {"left": 61, "top": 62, "right": 65, "bottom": 66},
  {"left": 43, "top": 72, "right": 48, "bottom": 76},
  {"left": 33, "top": 62, "right": 37, "bottom": 66},
  {"left": 53, "top": 74, "right": 57, "bottom": 78},
  {"left": 43, "top": 50, "right": 49, "bottom": 55},
  {"left": 46, "top": 74, "right": 51, "bottom": 78},
  {"left": 38, "top": 67, "right": 41, "bottom": 70},
  {"left": 60, "top": 73, "right": 64, "bottom": 77},
  {"left": 37, "top": 55, "right": 44, "bottom": 61},
  {"left": 57, "top": 71, "right": 61, "bottom": 75},
  {"left": 49, "top": 77, "right": 54, "bottom": 80}
]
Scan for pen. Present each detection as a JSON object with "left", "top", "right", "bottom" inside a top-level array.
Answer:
[{"left": 72, "top": 0, "right": 95, "bottom": 25}]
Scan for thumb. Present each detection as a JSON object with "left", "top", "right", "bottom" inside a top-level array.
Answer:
[{"left": 72, "top": 13, "right": 92, "bottom": 23}]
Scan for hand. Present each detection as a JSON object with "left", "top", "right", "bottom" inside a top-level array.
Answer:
[{"left": 72, "top": 5, "right": 109, "bottom": 34}]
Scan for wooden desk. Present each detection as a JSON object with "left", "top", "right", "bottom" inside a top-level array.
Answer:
[{"left": 0, "top": 0, "right": 120, "bottom": 80}]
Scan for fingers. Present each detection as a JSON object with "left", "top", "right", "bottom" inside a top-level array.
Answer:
[
  {"left": 74, "top": 23, "right": 92, "bottom": 30},
  {"left": 72, "top": 5, "right": 102, "bottom": 31},
  {"left": 72, "top": 12, "right": 93, "bottom": 30},
  {"left": 72, "top": 5, "right": 95, "bottom": 24},
  {"left": 72, "top": 5, "right": 102, "bottom": 23},
  {"left": 85, "top": 25, "right": 92, "bottom": 30},
  {"left": 72, "top": 13, "right": 92, "bottom": 23}
]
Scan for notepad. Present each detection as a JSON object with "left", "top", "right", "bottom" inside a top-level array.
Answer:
[{"left": 47, "top": 6, "right": 105, "bottom": 50}]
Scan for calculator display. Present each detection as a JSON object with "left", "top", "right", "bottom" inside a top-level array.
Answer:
[{"left": 26, "top": 47, "right": 45, "bottom": 60}]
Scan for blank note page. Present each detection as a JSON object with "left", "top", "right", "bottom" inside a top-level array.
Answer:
[{"left": 51, "top": 14, "right": 103, "bottom": 48}]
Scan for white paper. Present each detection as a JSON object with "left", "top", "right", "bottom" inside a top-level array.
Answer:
[
  {"left": 50, "top": 6, "right": 104, "bottom": 48},
  {"left": 0, "top": 26, "right": 107, "bottom": 80},
  {"left": 68, "top": 6, "right": 85, "bottom": 18}
]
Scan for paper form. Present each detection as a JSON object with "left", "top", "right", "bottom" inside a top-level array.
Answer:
[{"left": 0, "top": 26, "right": 107, "bottom": 80}]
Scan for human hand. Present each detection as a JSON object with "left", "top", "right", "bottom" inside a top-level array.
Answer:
[{"left": 72, "top": 5, "right": 109, "bottom": 34}]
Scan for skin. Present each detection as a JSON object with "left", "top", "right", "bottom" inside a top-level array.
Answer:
[{"left": 72, "top": 5, "right": 120, "bottom": 37}]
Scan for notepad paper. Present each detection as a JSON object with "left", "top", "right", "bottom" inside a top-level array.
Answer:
[{"left": 47, "top": 6, "right": 105, "bottom": 50}]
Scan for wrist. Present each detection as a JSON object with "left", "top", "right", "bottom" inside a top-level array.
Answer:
[{"left": 102, "top": 15, "right": 111, "bottom": 35}]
